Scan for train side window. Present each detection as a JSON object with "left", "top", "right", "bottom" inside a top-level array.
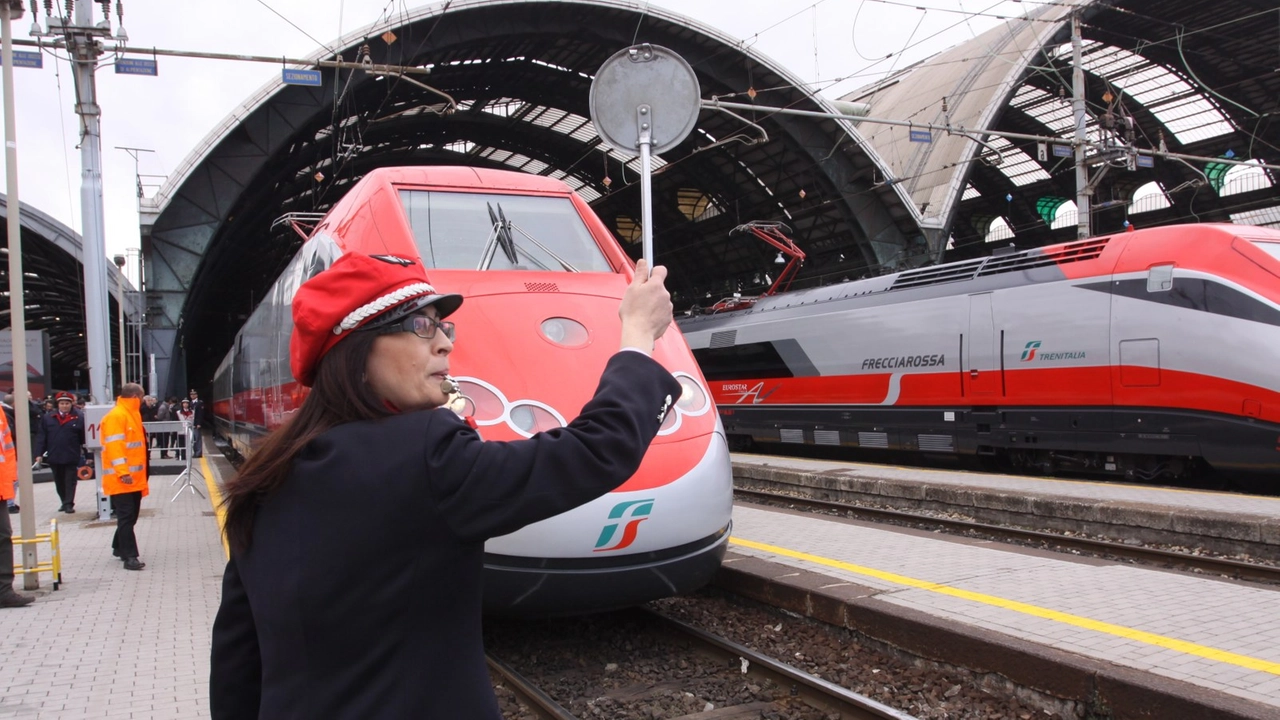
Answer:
[
  {"left": 302, "top": 231, "right": 340, "bottom": 281},
  {"left": 1146, "top": 264, "right": 1174, "bottom": 292}
]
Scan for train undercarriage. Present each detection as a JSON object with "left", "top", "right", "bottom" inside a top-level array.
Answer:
[{"left": 720, "top": 404, "right": 1278, "bottom": 493}]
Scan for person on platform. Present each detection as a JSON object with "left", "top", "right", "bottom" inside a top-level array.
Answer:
[
  {"left": 154, "top": 396, "right": 173, "bottom": 459},
  {"left": 34, "top": 391, "right": 86, "bottom": 513},
  {"left": 0, "top": 404, "right": 33, "bottom": 607},
  {"left": 1, "top": 394, "right": 18, "bottom": 514},
  {"left": 101, "top": 383, "right": 149, "bottom": 571},
  {"left": 139, "top": 395, "right": 158, "bottom": 458},
  {"left": 175, "top": 399, "right": 194, "bottom": 461},
  {"left": 209, "top": 252, "right": 679, "bottom": 719},
  {"left": 187, "top": 389, "right": 205, "bottom": 458}
]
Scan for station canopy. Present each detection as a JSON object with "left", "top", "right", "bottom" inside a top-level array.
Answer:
[
  {"left": 142, "top": 0, "right": 928, "bottom": 393},
  {"left": 0, "top": 194, "right": 139, "bottom": 395},
  {"left": 840, "top": 0, "right": 1280, "bottom": 260}
]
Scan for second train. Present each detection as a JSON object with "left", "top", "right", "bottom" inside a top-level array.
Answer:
[{"left": 679, "top": 223, "right": 1280, "bottom": 490}]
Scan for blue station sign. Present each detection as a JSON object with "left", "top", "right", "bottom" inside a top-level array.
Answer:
[
  {"left": 13, "top": 50, "right": 42, "bottom": 68},
  {"left": 116, "top": 58, "right": 158, "bottom": 76},
  {"left": 909, "top": 129, "right": 932, "bottom": 143},
  {"left": 282, "top": 68, "right": 322, "bottom": 87}
]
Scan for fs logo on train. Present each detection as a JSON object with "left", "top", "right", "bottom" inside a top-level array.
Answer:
[{"left": 594, "top": 499, "right": 655, "bottom": 552}]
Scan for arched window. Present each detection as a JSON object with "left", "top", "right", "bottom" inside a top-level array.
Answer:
[
  {"left": 1219, "top": 161, "right": 1273, "bottom": 197},
  {"left": 615, "top": 216, "right": 642, "bottom": 244},
  {"left": 985, "top": 217, "right": 1014, "bottom": 243},
  {"left": 1035, "top": 196, "right": 1077, "bottom": 229},
  {"left": 1130, "top": 182, "right": 1171, "bottom": 214}
]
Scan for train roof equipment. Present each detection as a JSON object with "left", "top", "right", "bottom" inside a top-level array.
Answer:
[{"left": 707, "top": 222, "right": 807, "bottom": 314}]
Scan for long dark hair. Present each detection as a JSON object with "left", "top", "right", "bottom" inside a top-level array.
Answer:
[{"left": 222, "top": 331, "right": 390, "bottom": 555}]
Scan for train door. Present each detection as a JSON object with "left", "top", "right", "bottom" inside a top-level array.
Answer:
[
  {"left": 967, "top": 293, "right": 1001, "bottom": 396},
  {"left": 262, "top": 283, "right": 283, "bottom": 430}
]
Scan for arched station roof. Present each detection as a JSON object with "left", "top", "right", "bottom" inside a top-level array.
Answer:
[
  {"left": 142, "top": 0, "right": 925, "bottom": 392},
  {"left": 841, "top": 0, "right": 1280, "bottom": 259},
  {"left": 0, "top": 194, "right": 139, "bottom": 393}
]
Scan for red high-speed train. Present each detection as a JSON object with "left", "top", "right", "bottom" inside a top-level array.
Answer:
[
  {"left": 678, "top": 224, "right": 1280, "bottom": 490},
  {"left": 212, "top": 166, "right": 733, "bottom": 615}
]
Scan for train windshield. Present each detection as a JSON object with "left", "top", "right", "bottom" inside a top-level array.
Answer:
[
  {"left": 1250, "top": 240, "right": 1280, "bottom": 262},
  {"left": 399, "top": 190, "right": 612, "bottom": 272}
]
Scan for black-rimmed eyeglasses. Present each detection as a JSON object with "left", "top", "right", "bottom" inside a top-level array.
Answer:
[{"left": 369, "top": 314, "right": 456, "bottom": 341}]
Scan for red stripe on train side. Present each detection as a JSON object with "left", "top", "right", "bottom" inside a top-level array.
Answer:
[{"left": 711, "top": 365, "right": 1280, "bottom": 424}]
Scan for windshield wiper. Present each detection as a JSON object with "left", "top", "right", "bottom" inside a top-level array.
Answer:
[{"left": 476, "top": 202, "right": 579, "bottom": 272}]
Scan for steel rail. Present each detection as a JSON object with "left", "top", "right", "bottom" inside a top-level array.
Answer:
[
  {"left": 642, "top": 608, "right": 919, "bottom": 720},
  {"left": 486, "top": 653, "right": 579, "bottom": 720},
  {"left": 735, "top": 488, "right": 1280, "bottom": 585}
]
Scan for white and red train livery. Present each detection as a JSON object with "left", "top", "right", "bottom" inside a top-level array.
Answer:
[
  {"left": 678, "top": 224, "right": 1280, "bottom": 488},
  {"left": 213, "top": 166, "right": 733, "bottom": 615}
]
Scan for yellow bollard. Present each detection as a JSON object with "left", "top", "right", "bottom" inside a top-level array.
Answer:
[{"left": 12, "top": 519, "right": 63, "bottom": 590}]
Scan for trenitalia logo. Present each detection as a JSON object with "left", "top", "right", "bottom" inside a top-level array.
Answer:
[
  {"left": 1021, "top": 340, "right": 1086, "bottom": 362},
  {"left": 593, "top": 499, "right": 654, "bottom": 552}
]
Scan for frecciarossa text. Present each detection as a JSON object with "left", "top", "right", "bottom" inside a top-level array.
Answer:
[{"left": 861, "top": 354, "right": 946, "bottom": 370}]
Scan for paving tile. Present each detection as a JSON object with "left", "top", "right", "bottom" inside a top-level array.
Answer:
[
  {"left": 0, "top": 452, "right": 226, "bottom": 718},
  {"left": 731, "top": 502, "right": 1280, "bottom": 708}
]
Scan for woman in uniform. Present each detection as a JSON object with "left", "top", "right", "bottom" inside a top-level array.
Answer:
[{"left": 210, "top": 252, "right": 678, "bottom": 719}]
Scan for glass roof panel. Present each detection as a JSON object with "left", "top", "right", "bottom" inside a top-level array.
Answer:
[
  {"left": 1050, "top": 42, "right": 1234, "bottom": 144},
  {"left": 1011, "top": 86, "right": 1079, "bottom": 136},
  {"left": 1231, "top": 205, "right": 1280, "bottom": 229},
  {"left": 987, "top": 137, "right": 1051, "bottom": 186},
  {"left": 962, "top": 184, "right": 981, "bottom": 201}
]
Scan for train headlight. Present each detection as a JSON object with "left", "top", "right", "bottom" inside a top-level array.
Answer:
[
  {"left": 509, "top": 402, "right": 564, "bottom": 436},
  {"left": 452, "top": 376, "right": 567, "bottom": 436},
  {"left": 457, "top": 380, "right": 506, "bottom": 423},
  {"left": 540, "top": 317, "right": 589, "bottom": 348},
  {"left": 675, "top": 375, "right": 709, "bottom": 415}
]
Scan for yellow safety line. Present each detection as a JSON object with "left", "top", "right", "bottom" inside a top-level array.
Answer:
[
  {"left": 200, "top": 455, "right": 228, "bottom": 559},
  {"left": 729, "top": 536, "right": 1280, "bottom": 676}
]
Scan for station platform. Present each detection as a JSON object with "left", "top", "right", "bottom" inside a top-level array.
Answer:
[
  {"left": 721, "top": 499, "right": 1280, "bottom": 718},
  {"left": 732, "top": 453, "right": 1280, "bottom": 559},
  {"left": 0, "top": 452, "right": 229, "bottom": 719}
]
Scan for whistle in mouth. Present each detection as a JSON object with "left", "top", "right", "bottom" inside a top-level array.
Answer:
[{"left": 440, "top": 376, "right": 460, "bottom": 396}]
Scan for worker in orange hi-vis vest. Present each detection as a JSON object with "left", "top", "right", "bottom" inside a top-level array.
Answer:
[
  {"left": 101, "top": 383, "right": 149, "bottom": 571},
  {"left": 0, "top": 409, "right": 34, "bottom": 606}
]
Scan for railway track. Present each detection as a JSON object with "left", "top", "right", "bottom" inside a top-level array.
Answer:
[
  {"left": 736, "top": 487, "right": 1280, "bottom": 585},
  {"left": 487, "top": 653, "right": 578, "bottom": 720},
  {"left": 488, "top": 607, "right": 918, "bottom": 719},
  {"left": 644, "top": 608, "right": 915, "bottom": 720}
]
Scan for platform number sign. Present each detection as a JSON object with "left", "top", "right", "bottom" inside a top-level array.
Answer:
[{"left": 82, "top": 404, "right": 114, "bottom": 450}]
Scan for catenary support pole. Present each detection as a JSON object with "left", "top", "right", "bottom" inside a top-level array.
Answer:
[
  {"left": 1071, "top": 11, "right": 1090, "bottom": 240},
  {"left": 71, "top": 0, "right": 113, "bottom": 403},
  {"left": 3, "top": 0, "right": 38, "bottom": 589}
]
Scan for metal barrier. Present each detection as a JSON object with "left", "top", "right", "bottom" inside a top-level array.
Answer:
[
  {"left": 141, "top": 420, "right": 205, "bottom": 502},
  {"left": 12, "top": 518, "right": 62, "bottom": 590}
]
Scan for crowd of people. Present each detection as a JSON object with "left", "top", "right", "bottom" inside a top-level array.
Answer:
[{"left": 1, "top": 386, "right": 209, "bottom": 606}]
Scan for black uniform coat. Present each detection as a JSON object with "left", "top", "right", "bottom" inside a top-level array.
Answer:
[
  {"left": 34, "top": 408, "right": 85, "bottom": 465},
  {"left": 210, "top": 351, "right": 681, "bottom": 719}
]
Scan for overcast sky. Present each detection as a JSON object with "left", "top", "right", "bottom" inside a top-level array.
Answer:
[{"left": 2, "top": 0, "right": 1032, "bottom": 270}]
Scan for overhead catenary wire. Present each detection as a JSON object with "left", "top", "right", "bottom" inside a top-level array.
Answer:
[{"left": 255, "top": 0, "right": 338, "bottom": 56}]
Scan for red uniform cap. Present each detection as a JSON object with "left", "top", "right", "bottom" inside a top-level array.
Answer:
[
  {"left": 54, "top": 391, "right": 74, "bottom": 402},
  {"left": 289, "top": 252, "right": 463, "bottom": 387}
]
